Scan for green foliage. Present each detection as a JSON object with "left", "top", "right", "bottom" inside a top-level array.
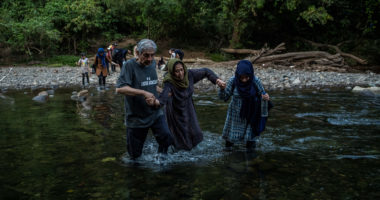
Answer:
[
  {"left": 0, "top": 0, "right": 379, "bottom": 65},
  {"left": 43, "top": 55, "right": 79, "bottom": 67},
  {"left": 206, "top": 53, "right": 232, "bottom": 62},
  {"left": 299, "top": 6, "right": 333, "bottom": 27},
  {"left": 0, "top": 1, "right": 61, "bottom": 56}
]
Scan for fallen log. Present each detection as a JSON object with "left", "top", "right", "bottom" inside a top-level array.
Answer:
[
  {"left": 304, "top": 39, "right": 367, "bottom": 65},
  {"left": 249, "top": 51, "right": 347, "bottom": 68},
  {"left": 221, "top": 42, "right": 286, "bottom": 57},
  {"left": 250, "top": 51, "right": 334, "bottom": 63},
  {"left": 221, "top": 48, "right": 260, "bottom": 54}
]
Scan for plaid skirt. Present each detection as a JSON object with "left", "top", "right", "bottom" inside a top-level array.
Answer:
[{"left": 221, "top": 96, "right": 257, "bottom": 143}]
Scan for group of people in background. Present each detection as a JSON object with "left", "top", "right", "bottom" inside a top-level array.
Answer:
[
  {"left": 77, "top": 43, "right": 186, "bottom": 90},
  {"left": 115, "top": 39, "right": 271, "bottom": 161},
  {"left": 76, "top": 43, "right": 130, "bottom": 89}
]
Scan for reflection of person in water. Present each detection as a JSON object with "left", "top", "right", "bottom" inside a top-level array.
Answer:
[
  {"left": 75, "top": 90, "right": 92, "bottom": 121},
  {"left": 93, "top": 103, "right": 113, "bottom": 129}
]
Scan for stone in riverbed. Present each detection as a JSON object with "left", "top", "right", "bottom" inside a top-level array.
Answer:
[
  {"left": 47, "top": 89, "right": 54, "bottom": 95},
  {"left": 38, "top": 91, "right": 48, "bottom": 96},
  {"left": 32, "top": 90, "right": 49, "bottom": 102},
  {"left": 32, "top": 95, "right": 47, "bottom": 103},
  {"left": 292, "top": 77, "right": 301, "bottom": 85},
  {"left": 352, "top": 86, "right": 380, "bottom": 95}
]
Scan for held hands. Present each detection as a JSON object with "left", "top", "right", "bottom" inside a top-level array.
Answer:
[
  {"left": 144, "top": 91, "right": 160, "bottom": 107},
  {"left": 262, "top": 93, "right": 270, "bottom": 101},
  {"left": 216, "top": 79, "right": 226, "bottom": 89}
]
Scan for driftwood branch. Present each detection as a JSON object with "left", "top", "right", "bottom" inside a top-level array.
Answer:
[
  {"left": 249, "top": 43, "right": 286, "bottom": 64},
  {"left": 304, "top": 39, "right": 367, "bottom": 65},
  {"left": 220, "top": 48, "right": 260, "bottom": 54},
  {"left": 252, "top": 51, "right": 345, "bottom": 67},
  {"left": 219, "top": 42, "right": 348, "bottom": 69}
]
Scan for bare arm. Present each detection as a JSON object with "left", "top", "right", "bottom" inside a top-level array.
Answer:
[
  {"left": 116, "top": 85, "right": 153, "bottom": 98},
  {"left": 106, "top": 56, "right": 119, "bottom": 66},
  {"left": 116, "top": 86, "right": 157, "bottom": 106}
]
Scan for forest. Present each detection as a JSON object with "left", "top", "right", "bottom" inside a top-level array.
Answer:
[{"left": 0, "top": 0, "right": 379, "bottom": 67}]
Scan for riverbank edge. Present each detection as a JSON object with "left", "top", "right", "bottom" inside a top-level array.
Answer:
[{"left": 1, "top": 66, "right": 380, "bottom": 92}]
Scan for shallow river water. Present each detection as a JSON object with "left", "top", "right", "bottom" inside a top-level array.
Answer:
[{"left": 0, "top": 87, "right": 379, "bottom": 199}]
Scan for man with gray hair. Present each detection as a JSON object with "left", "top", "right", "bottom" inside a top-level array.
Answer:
[{"left": 116, "top": 39, "right": 173, "bottom": 160}]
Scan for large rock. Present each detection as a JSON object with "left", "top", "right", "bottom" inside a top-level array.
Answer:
[
  {"left": 46, "top": 89, "right": 55, "bottom": 95},
  {"left": 71, "top": 90, "right": 89, "bottom": 102},
  {"left": 38, "top": 91, "right": 48, "bottom": 96},
  {"left": 32, "top": 95, "right": 48, "bottom": 103},
  {"left": 32, "top": 90, "right": 49, "bottom": 103},
  {"left": 352, "top": 86, "right": 380, "bottom": 95},
  {"left": 78, "top": 90, "right": 88, "bottom": 97}
]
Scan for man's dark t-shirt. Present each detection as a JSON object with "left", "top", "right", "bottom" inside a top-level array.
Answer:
[{"left": 117, "top": 58, "right": 162, "bottom": 128}]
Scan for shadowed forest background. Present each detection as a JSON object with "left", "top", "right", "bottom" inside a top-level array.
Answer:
[{"left": 0, "top": 0, "right": 379, "bottom": 69}]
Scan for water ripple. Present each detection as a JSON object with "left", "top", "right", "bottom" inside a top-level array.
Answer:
[{"left": 295, "top": 112, "right": 380, "bottom": 126}]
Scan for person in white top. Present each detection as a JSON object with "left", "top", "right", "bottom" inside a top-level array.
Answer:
[
  {"left": 169, "top": 48, "right": 176, "bottom": 59},
  {"left": 77, "top": 53, "right": 90, "bottom": 87}
]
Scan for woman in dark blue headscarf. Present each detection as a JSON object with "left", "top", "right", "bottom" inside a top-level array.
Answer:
[
  {"left": 95, "top": 48, "right": 112, "bottom": 89},
  {"left": 234, "top": 60, "right": 258, "bottom": 125},
  {"left": 219, "top": 60, "right": 270, "bottom": 151}
]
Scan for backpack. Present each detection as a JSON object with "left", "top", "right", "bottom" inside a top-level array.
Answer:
[{"left": 112, "top": 48, "right": 127, "bottom": 62}]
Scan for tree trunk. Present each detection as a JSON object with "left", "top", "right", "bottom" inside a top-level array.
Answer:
[
  {"left": 73, "top": 38, "right": 77, "bottom": 55},
  {"left": 229, "top": 0, "right": 243, "bottom": 48},
  {"left": 229, "top": 18, "right": 242, "bottom": 48}
]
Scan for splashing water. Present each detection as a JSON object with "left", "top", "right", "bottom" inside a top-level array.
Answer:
[{"left": 120, "top": 131, "right": 226, "bottom": 170}]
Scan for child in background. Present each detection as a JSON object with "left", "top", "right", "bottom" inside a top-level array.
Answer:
[
  {"left": 219, "top": 60, "right": 270, "bottom": 151},
  {"left": 169, "top": 48, "right": 176, "bottom": 59},
  {"left": 77, "top": 53, "right": 90, "bottom": 87}
]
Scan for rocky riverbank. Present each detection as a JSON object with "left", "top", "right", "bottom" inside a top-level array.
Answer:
[{"left": 1, "top": 65, "right": 380, "bottom": 92}]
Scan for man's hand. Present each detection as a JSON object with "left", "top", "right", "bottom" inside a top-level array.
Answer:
[
  {"left": 116, "top": 86, "right": 159, "bottom": 107},
  {"left": 216, "top": 79, "right": 226, "bottom": 89},
  {"left": 144, "top": 91, "right": 156, "bottom": 106},
  {"left": 145, "top": 96, "right": 155, "bottom": 106}
]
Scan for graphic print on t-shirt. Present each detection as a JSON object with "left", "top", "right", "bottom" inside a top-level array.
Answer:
[{"left": 141, "top": 77, "right": 158, "bottom": 87}]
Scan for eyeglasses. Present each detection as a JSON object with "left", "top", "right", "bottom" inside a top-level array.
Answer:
[{"left": 142, "top": 53, "right": 155, "bottom": 58}]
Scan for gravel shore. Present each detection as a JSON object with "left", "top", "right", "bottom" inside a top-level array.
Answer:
[{"left": 1, "top": 65, "right": 379, "bottom": 92}]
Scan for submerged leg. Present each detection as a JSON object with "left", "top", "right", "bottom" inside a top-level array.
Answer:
[
  {"left": 246, "top": 141, "right": 256, "bottom": 152},
  {"left": 126, "top": 127, "right": 149, "bottom": 159},
  {"left": 224, "top": 140, "right": 234, "bottom": 151}
]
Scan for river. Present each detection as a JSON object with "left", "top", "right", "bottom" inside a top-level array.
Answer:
[{"left": 0, "top": 87, "right": 379, "bottom": 199}]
